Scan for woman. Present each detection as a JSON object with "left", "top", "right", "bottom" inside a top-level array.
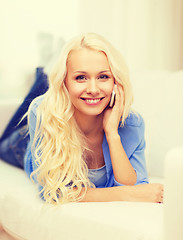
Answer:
[{"left": 1, "top": 32, "right": 164, "bottom": 204}]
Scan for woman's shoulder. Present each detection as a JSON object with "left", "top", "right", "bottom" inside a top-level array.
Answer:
[
  {"left": 124, "top": 111, "right": 144, "bottom": 128},
  {"left": 29, "top": 95, "right": 44, "bottom": 115},
  {"left": 118, "top": 111, "right": 145, "bottom": 145},
  {"left": 115, "top": 112, "right": 146, "bottom": 157}
]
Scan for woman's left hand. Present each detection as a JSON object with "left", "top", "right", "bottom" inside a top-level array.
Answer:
[{"left": 103, "top": 84, "right": 124, "bottom": 136}]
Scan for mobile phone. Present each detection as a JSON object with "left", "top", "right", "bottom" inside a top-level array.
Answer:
[{"left": 109, "top": 86, "right": 116, "bottom": 107}]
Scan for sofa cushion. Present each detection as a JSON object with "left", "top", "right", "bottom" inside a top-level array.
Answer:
[
  {"left": 0, "top": 160, "right": 33, "bottom": 225},
  {"left": 0, "top": 160, "right": 164, "bottom": 240},
  {"left": 1, "top": 191, "right": 163, "bottom": 240}
]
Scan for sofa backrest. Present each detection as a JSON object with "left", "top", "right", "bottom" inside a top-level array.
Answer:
[{"left": 131, "top": 70, "right": 183, "bottom": 177}]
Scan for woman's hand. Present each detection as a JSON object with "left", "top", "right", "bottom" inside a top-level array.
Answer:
[
  {"left": 122, "top": 183, "right": 164, "bottom": 203},
  {"left": 103, "top": 84, "right": 124, "bottom": 137}
]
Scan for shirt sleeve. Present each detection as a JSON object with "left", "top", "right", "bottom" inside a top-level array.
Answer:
[
  {"left": 113, "top": 116, "right": 149, "bottom": 186},
  {"left": 24, "top": 99, "right": 41, "bottom": 183}
]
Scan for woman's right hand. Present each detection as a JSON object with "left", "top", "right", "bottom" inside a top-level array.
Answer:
[{"left": 122, "top": 183, "right": 164, "bottom": 203}]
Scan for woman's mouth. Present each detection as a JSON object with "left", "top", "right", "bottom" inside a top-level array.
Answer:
[{"left": 80, "top": 97, "right": 104, "bottom": 105}]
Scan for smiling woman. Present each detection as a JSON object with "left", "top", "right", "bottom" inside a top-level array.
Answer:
[
  {"left": 65, "top": 48, "right": 114, "bottom": 118},
  {"left": 0, "top": 32, "right": 163, "bottom": 204}
]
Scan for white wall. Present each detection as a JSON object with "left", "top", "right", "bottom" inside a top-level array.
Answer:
[
  {"left": 0, "top": 0, "right": 80, "bottom": 99},
  {"left": 0, "top": 0, "right": 182, "bottom": 99}
]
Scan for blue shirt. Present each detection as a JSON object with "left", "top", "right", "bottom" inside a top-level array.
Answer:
[{"left": 24, "top": 97, "right": 149, "bottom": 188}]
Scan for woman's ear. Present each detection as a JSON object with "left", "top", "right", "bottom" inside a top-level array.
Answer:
[
  {"left": 63, "top": 75, "right": 68, "bottom": 88},
  {"left": 122, "top": 85, "right": 125, "bottom": 106},
  {"left": 62, "top": 80, "right": 68, "bottom": 91}
]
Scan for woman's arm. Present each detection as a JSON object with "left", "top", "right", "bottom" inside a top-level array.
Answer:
[
  {"left": 106, "top": 133, "right": 137, "bottom": 185},
  {"left": 103, "top": 85, "right": 137, "bottom": 185},
  {"left": 80, "top": 184, "right": 164, "bottom": 203}
]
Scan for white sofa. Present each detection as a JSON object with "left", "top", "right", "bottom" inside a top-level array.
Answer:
[{"left": 0, "top": 70, "right": 183, "bottom": 240}]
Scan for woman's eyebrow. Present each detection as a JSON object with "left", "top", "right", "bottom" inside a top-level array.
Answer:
[
  {"left": 73, "top": 71, "right": 87, "bottom": 74},
  {"left": 99, "top": 70, "right": 111, "bottom": 73},
  {"left": 73, "top": 70, "right": 111, "bottom": 74}
]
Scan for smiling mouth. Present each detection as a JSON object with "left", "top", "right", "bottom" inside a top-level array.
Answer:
[{"left": 80, "top": 97, "right": 104, "bottom": 104}]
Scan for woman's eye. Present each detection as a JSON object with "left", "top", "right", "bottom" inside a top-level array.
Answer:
[
  {"left": 75, "top": 75, "right": 86, "bottom": 80},
  {"left": 99, "top": 75, "right": 109, "bottom": 79}
]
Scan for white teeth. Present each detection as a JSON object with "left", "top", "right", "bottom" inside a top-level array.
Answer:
[{"left": 85, "top": 99, "right": 100, "bottom": 103}]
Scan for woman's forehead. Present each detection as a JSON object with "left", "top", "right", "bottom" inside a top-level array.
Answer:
[{"left": 67, "top": 48, "right": 110, "bottom": 72}]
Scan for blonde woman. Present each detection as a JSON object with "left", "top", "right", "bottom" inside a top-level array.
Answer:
[{"left": 1, "top": 32, "right": 163, "bottom": 204}]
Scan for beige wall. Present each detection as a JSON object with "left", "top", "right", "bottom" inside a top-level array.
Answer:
[{"left": 78, "top": 0, "right": 183, "bottom": 71}]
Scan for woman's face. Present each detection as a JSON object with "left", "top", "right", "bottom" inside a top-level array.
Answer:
[{"left": 65, "top": 48, "right": 115, "bottom": 118}]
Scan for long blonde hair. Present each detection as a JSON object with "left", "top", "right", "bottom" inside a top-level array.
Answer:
[{"left": 29, "top": 32, "right": 133, "bottom": 204}]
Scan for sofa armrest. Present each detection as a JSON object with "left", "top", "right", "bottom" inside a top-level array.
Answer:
[{"left": 164, "top": 146, "right": 183, "bottom": 240}]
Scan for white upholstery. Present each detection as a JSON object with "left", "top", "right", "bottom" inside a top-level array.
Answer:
[
  {"left": 0, "top": 70, "right": 183, "bottom": 240},
  {"left": 0, "top": 160, "right": 163, "bottom": 240}
]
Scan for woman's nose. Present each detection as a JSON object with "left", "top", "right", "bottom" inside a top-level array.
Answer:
[{"left": 86, "top": 79, "right": 100, "bottom": 95}]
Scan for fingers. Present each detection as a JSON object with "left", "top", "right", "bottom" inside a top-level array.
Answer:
[
  {"left": 114, "top": 84, "right": 124, "bottom": 115},
  {"left": 153, "top": 183, "right": 164, "bottom": 203},
  {"left": 159, "top": 185, "right": 164, "bottom": 203},
  {"left": 138, "top": 183, "right": 164, "bottom": 203}
]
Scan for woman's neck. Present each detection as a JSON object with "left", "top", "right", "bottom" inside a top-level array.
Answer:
[
  {"left": 74, "top": 112, "right": 104, "bottom": 138},
  {"left": 74, "top": 112, "right": 105, "bottom": 169}
]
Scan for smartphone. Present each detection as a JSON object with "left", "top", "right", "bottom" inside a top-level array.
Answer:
[{"left": 109, "top": 85, "right": 116, "bottom": 107}]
